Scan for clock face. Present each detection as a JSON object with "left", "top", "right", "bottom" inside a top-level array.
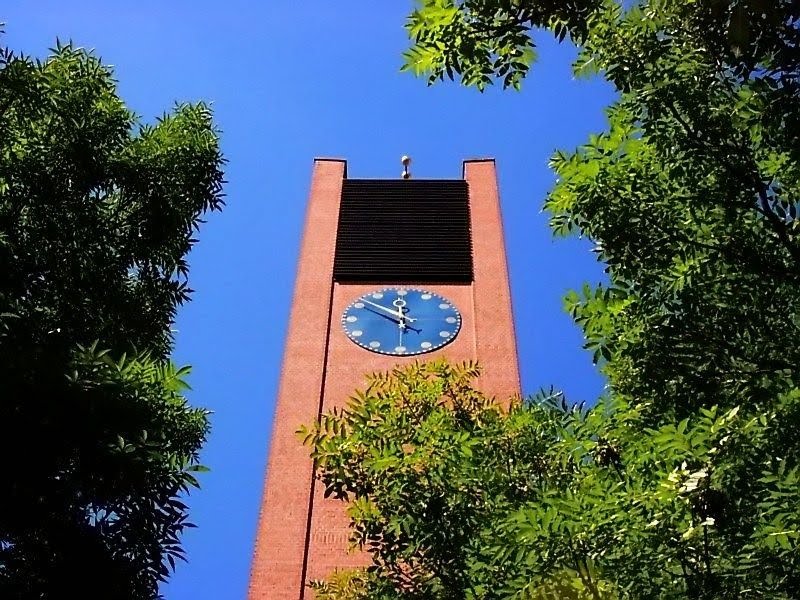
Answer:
[{"left": 342, "top": 288, "right": 461, "bottom": 356}]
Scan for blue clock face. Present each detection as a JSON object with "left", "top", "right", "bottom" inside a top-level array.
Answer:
[{"left": 342, "top": 288, "right": 461, "bottom": 356}]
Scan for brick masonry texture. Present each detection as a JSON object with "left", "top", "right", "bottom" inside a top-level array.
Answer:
[{"left": 248, "top": 159, "right": 520, "bottom": 599}]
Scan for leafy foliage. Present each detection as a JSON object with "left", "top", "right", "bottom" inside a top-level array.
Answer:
[
  {"left": 305, "top": 363, "right": 800, "bottom": 599},
  {"left": 403, "top": 0, "right": 602, "bottom": 89},
  {"left": 0, "top": 39, "right": 223, "bottom": 598},
  {"left": 303, "top": 363, "right": 617, "bottom": 599},
  {"left": 305, "top": 1, "right": 800, "bottom": 598}
]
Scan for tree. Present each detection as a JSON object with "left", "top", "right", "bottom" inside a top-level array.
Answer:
[
  {"left": 305, "top": 1, "right": 800, "bottom": 598},
  {"left": 303, "top": 362, "right": 620, "bottom": 600},
  {"left": 0, "top": 39, "right": 224, "bottom": 598},
  {"left": 306, "top": 361, "right": 800, "bottom": 599}
]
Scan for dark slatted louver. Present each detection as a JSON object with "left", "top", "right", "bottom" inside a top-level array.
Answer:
[{"left": 333, "top": 179, "right": 473, "bottom": 283}]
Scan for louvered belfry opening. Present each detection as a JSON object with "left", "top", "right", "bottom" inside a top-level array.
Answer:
[{"left": 333, "top": 179, "right": 474, "bottom": 283}]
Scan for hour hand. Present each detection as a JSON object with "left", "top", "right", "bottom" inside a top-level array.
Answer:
[
  {"left": 363, "top": 306, "right": 421, "bottom": 334},
  {"left": 363, "top": 306, "right": 401, "bottom": 325}
]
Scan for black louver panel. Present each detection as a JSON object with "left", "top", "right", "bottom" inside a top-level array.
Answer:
[{"left": 333, "top": 179, "right": 473, "bottom": 283}]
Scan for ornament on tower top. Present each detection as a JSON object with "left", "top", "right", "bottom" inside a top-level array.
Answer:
[{"left": 401, "top": 155, "right": 412, "bottom": 179}]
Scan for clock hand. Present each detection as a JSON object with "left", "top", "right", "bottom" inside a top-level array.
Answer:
[
  {"left": 392, "top": 296, "right": 415, "bottom": 327},
  {"left": 396, "top": 320, "right": 424, "bottom": 344},
  {"left": 363, "top": 306, "right": 401, "bottom": 325},
  {"left": 362, "top": 306, "right": 422, "bottom": 333},
  {"left": 361, "top": 298, "right": 417, "bottom": 322}
]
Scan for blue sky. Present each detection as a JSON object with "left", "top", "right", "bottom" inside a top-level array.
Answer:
[{"left": 4, "top": 2, "right": 614, "bottom": 598}]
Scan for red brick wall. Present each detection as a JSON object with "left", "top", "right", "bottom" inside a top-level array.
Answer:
[
  {"left": 464, "top": 159, "right": 521, "bottom": 402},
  {"left": 248, "top": 159, "right": 520, "bottom": 599},
  {"left": 248, "top": 159, "right": 345, "bottom": 600}
]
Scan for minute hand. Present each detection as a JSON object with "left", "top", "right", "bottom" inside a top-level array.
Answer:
[{"left": 361, "top": 298, "right": 417, "bottom": 322}]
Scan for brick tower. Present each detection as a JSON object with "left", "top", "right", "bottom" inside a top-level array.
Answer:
[{"left": 248, "top": 158, "right": 520, "bottom": 599}]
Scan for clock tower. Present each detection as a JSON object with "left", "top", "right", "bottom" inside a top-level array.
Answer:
[{"left": 248, "top": 158, "right": 520, "bottom": 599}]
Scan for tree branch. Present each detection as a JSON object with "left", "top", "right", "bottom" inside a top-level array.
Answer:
[{"left": 663, "top": 100, "right": 800, "bottom": 269}]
